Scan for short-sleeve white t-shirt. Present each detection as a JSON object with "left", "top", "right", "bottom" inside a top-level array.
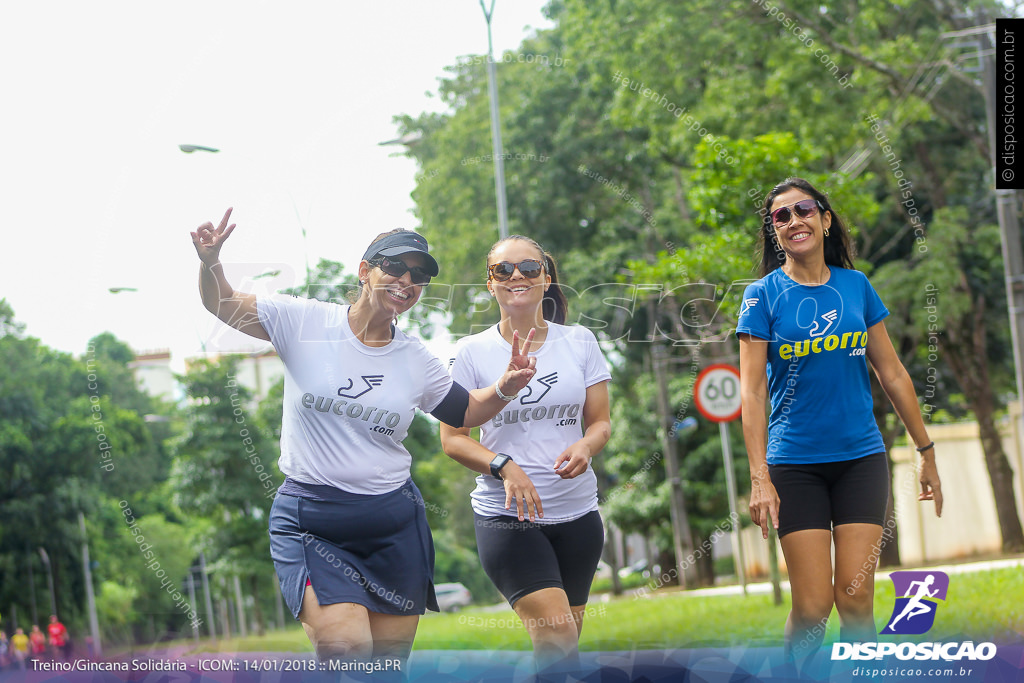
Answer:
[
  {"left": 257, "top": 295, "right": 453, "bottom": 495},
  {"left": 449, "top": 323, "right": 612, "bottom": 523}
]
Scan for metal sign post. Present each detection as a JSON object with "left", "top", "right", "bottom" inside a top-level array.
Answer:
[{"left": 694, "top": 364, "right": 747, "bottom": 595}]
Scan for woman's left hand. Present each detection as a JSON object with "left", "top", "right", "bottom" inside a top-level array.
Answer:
[
  {"left": 918, "top": 457, "right": 943, "bottom": 517},
  {"left": 553, "top": 443, "right": 591, "bottom": 479},
  {"left": 496, "top": 328, "right": 537, "bottom": 397}
]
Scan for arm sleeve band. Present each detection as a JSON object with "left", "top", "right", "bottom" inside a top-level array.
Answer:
[{"left": 430, "top": 381, "right": 470, "bottom": 428}]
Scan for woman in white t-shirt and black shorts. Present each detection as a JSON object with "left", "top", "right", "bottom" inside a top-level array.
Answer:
[
  {"left": 440, "top": 235, "right": 612, "bottom": 672},
  {"left": 190, "top": 208, "right": 537, "bottom": 669}
]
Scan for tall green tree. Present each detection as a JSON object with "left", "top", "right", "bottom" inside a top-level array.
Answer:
[
  {"left": 172, "top": 356, "right": 280, "bottom": 633},
  {"left": 875, "top": 210, "right": 1023, "bottom": 551},
  {"left": 0, "top": 309, "right": 174, "bottom": 637}
]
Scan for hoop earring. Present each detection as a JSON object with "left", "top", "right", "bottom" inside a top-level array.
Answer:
[{"left": 824, "top": 227, "right": 830, "bottom": 236}]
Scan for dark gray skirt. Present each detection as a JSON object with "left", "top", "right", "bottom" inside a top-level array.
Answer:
[{"left": 269, "top": 478, "right": 439, "bottom": 618}]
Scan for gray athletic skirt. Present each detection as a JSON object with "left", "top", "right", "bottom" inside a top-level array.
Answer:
[{"left": 269, "top": 477, "right": 439, "bottom": 618}]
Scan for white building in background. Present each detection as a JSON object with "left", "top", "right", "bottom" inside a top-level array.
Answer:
[
  {"left": 128, "top": 350, "right": 175, "bottom": 401},
  {"left": 128, "top": 348, "right": 284, "bottom": 403},
  {"left": 189, "top": 349, "right": 285, "bottom": 403}
]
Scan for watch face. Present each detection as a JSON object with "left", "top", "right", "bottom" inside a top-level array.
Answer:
[{"left": 491, "top": 454, "right": 511, "bottom": 478}]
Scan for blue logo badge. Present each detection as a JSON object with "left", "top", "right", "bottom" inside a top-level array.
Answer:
[{"left": 881, "top": 570, "right": 949, "bottom": 635}]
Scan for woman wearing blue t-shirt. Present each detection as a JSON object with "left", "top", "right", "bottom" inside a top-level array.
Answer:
[{"left": 736, "top": 178, "right": 942, "bottom": 662}]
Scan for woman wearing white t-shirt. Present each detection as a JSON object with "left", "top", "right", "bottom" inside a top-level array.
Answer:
[
  {"left": 190, "top": 208, "right": 536, "bottom": 668},
  {"left": 440, "top": 235, "right": 612, "bottom": 671}
]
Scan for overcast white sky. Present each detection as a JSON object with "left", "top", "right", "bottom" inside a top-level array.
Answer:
[{"left": 1, "top": 1, "right": 553, "bottom": 369}]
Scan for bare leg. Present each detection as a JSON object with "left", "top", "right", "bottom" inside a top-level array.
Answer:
[
  {"left": 779, "top": 529, "right": 834, "bottom": 660},
  {"left": 298, "top": 585, "right": 373, "bottom": 661},
  {"left": 368, "top": 611, "right": 419, "bottom": 668},
  {"left": 833, "top": 523, "right": 884, "bottom": 642},
  {"left": 513, "top": 587, "right": 580, "bottom": 671},
  {"left": 569, "top": 604, "right": 587, "bottom": 638}
]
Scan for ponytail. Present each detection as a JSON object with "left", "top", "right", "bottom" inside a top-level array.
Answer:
[{"left": 541, "top": 251, "right": 568, "bottom": 324}]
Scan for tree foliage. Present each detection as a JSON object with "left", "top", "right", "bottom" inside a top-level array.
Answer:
[
  {"left": 395, "top": 0, "right": 1023, "bottom": 568},
  {"left": 0, "top": 313, "right": 185, "bottom": 641}
]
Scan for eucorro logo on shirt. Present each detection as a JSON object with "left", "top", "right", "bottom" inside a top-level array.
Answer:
[
  {"left": 300, "top": 392, "right": 402, "bottom": 437},
  {"left": 778, "top": 329, "right": 868, "bottom": 360}
]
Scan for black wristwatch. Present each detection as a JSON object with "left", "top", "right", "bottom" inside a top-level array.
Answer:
[{"left": 490, "top": 453, "right": 513, "bottom": 480}]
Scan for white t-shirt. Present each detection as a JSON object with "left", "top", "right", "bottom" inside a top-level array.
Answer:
[
  {"left": 449, "top": 323, "right": 612, "bottom": 523},
  {"left": 257, "top": 296, "right": 453, "bottom": 495}
]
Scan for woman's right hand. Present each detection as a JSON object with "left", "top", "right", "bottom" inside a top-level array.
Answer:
[
  {"left": 749, "top": 468, "right": 780, "bottom": 540},
  {"left": 501, "top": 461, "right": 543, "bottom": 522},
  {"left": 190, "top": 207, "right": 236, "bottom": 266},
  {"left": 496, "top": 329, "right": 538, "bottom": 398}
]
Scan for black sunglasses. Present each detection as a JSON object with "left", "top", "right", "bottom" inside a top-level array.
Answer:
[
  {"left": 487, "top": 259, "right": 544, "bottom": 282},
  {"left": 369, "top": 256, "right": 432, "bottom": 285},
  {"left": 770, "top": 199, "right": 825, "bottom": 227}
]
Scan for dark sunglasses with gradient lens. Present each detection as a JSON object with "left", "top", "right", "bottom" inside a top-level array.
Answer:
[
  {"left": 369, "top": 256, "right": 432, "bottom": 285},
  {"left": 487, "top": 259, "right": 544, "bottom": 282},
  {"left": 770, "top": 199, "right": 824, "bottom": 227}
]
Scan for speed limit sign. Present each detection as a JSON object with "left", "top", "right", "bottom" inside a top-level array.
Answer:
[{"left": 694, "top": 364, "right": 742, "bottom": 423}]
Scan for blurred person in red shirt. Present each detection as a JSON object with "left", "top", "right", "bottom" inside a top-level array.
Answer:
[{"left": 47, "top": 615, "right": 69, "bottom": 661}]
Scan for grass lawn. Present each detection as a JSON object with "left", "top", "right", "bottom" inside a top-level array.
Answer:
[{"left": 171, "top": 565, "right": 1022, "bottom": 655}]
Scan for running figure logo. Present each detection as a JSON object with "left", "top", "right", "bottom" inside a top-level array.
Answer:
[
  {"left": 337, "top": 375, "right": 384, "bottom": 399},
  {"left": 519, "top": 372, "right": 558, "bottom": 405},
  {"left": 808, "top": 309, "right": 838, "bottom": 337},
  {"left": 881, "top": 571, "right": 949, "bottom": 635}
]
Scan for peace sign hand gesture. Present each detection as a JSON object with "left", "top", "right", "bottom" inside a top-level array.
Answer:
[
  {"left": 496, "top": 328, "right": 537, "bottom": 399},
  {"left": 191, "top": 207, "right": 236, "bottom": 266}
]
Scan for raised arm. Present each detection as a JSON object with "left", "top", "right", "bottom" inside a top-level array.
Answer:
[
  {"left": 190, "top": 207, "right": 270, "bottom": 341},
  {"left": 739, "top": 333, "right": 778, "bottom": 539},
  {"left": 461, "top": 329, "right": 537, "bottom": 427},
  {"left": 865, "top": 320, "right": 942, "bottom": 517}
]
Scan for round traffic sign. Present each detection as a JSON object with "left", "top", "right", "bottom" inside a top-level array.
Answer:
[{"left": 694, "top": 364, "right": 742, "bottom": 423}]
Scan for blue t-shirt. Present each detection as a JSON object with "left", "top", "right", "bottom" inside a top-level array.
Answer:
[{"left": 736, "top": 266, "right": 889, "bottom": 464}]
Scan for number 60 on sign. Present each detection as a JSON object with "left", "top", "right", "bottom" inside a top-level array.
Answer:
[{"left": 693, "top": 364, "right": 742, "bottom": 423}]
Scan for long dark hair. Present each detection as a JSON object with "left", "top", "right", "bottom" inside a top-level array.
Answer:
[
  {"left": 487, "top": 235, "right": 568, "bottom": 325},
  {"left": 758, "top": 177, "right": 856, "bottom": 277}
]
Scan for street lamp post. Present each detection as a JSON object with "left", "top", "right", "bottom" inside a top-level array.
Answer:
[
  {"left": 27, "top": 550, "right": 38, "bottom": 626},
  {"left": 378, "top": 2, "right": 511, "bottom": 243},
  {"left": 38, "top": 548, "right": 57, "bottom": 617},
  {"left": 479, "top": 0, "right": 510, "bottom": 239},
  {"left": 79, "top": 512, "right": 102, "bottom": 656}
]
